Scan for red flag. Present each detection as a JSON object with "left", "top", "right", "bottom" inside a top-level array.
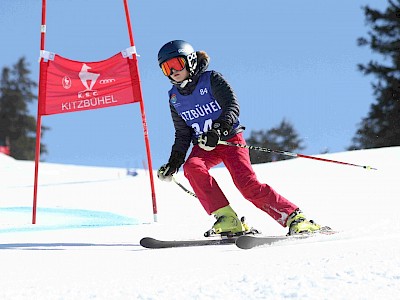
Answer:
[{"left": 38, "top": 51, "right": 142, "bottom": 115}]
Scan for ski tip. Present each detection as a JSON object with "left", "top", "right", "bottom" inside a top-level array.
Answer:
[
  {"left": 139, "top": 237, "right": 155, "bottom": 247},
  {"left": 235, "top": 235, "right": 257, "bottom": 250}
]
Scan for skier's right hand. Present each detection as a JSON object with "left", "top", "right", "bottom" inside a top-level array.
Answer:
[
  {"left": 157, "top": 151, "right": 185, "bottom": 182},
  {"left": 157, "top": 164, "right": 173, "bottom": 182}
]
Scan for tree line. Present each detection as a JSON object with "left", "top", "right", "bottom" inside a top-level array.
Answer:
[{"left": 0, "top": 58, "right": 47, "bottom": 160}]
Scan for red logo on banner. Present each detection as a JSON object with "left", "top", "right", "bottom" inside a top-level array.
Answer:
[{"left": 39, "top": 52, "right": 141, "bottom": 115}]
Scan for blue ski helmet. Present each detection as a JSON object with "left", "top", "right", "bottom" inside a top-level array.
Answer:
[{"left": 157, "top": 40, "right": 198, "bottom": 76}]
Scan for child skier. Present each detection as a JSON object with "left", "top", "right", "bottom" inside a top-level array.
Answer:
[{"left": 157, "top": 40, "right": 322, "bottom": 236}]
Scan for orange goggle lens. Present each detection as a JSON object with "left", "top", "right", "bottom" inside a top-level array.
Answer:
[{"left": 161, "top": 57, "right": 186, "bottom": 76}]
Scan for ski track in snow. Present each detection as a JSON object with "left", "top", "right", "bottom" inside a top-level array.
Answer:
[{"left": 0, "top": 147, "right": 399, "bottom": 299}]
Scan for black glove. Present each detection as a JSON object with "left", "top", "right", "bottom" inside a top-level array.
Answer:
[
  {"left": 157, "top": 151, "right": 185, "bottom": 182},
  {"left": 198, "top": 120, "right": 231, "bottom": 151},
  {"left": 198, "top": 129, "right": 220, "bottom": 151},
  {"left": 211, "top": 120, "right": 231, "bottom": 137}
]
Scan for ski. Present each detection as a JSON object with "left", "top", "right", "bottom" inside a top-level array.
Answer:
[
  {"left": 140, "top": 229, "right": 335, "bottom": 249},
  {"left": 141, "top": 226, "right": 261, "bottom": 249},
  {"left": 235, "top": 228, "right": 336, "bottom": 250},
  {"left": 140, "top": 236, "right": 237, "bottom": 249},
  {"left": 235, "top": 235, "right": 306, "bottom": 249}
]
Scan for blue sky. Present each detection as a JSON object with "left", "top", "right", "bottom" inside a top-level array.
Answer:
[{"left": 0, "top": 0, "right": 388, "bottom": 168}]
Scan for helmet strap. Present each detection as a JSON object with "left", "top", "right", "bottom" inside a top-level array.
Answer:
[{"left": 179, "top": 79, "right": 191, "bottom": 88}]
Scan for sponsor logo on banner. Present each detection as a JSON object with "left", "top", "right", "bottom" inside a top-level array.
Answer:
[
  {"left": 79, "top": 64, "right": 100, "bottom": 91},
  {"left": 62, "top": 76, "right": 72, "bottom": 89},
  {"left": 99, "top": 78, "right": 116, "bottom": 84}
]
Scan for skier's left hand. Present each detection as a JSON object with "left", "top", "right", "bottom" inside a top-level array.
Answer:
[
  {"left": 198, "top": 120, "right": 231, "bottom": 151},
  {"left": 198, "top": 129, "right": 220, "bottom": 151}
]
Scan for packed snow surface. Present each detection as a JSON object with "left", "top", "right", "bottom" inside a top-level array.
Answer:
[{"left": 0, "top": 147, "right": 399, "bottom": 299}]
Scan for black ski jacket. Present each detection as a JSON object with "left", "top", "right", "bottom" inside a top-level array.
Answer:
[{"left": 168, "top": 51, "right": 244, "bottom": 157}]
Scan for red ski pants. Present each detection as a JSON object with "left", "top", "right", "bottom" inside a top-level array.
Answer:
[{"left": 183, "top": 133, "right": 298, "bottom": 227}]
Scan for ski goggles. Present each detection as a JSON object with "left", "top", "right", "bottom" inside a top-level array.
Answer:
[{"left": 161, "top": 57, "right": 186, "bottom": 77}]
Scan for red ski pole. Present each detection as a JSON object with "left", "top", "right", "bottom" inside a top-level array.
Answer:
[{"left": 218, "top": 141, "right": 377, "bottom": 170}]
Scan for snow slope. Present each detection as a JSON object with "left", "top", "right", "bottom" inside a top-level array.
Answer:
[{"left": 0, "top": 147, "right": 399, "bottom": 299}]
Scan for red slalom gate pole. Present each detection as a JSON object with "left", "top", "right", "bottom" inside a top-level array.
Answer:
[
  {"left": 32, "top": 0, "right": 48, "bottom": 224},
  {"left": 123, "top": 0, "right": 158, "bottom": 221}
]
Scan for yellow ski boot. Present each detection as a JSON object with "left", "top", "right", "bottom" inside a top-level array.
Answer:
[
  {"left": 286, "top": 209, "right": 322, "bottom": 235},
  {"left": 211, "top": 205, "right": 246, "bottom": 235}
]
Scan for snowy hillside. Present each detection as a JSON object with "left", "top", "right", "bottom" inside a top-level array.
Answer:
[{"left": 0, "top": 147, "right": 399, "bottom": 299}]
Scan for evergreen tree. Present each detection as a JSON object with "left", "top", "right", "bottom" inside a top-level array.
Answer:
[
  {"left": 0, "top": 57, "right": 47, "bottom": 160},
  {"left": 246, "top": 119, "right": 305, "bottom": 164},
  {"left": 350, "top": 0, "right": 400, "bottom": 150}
]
